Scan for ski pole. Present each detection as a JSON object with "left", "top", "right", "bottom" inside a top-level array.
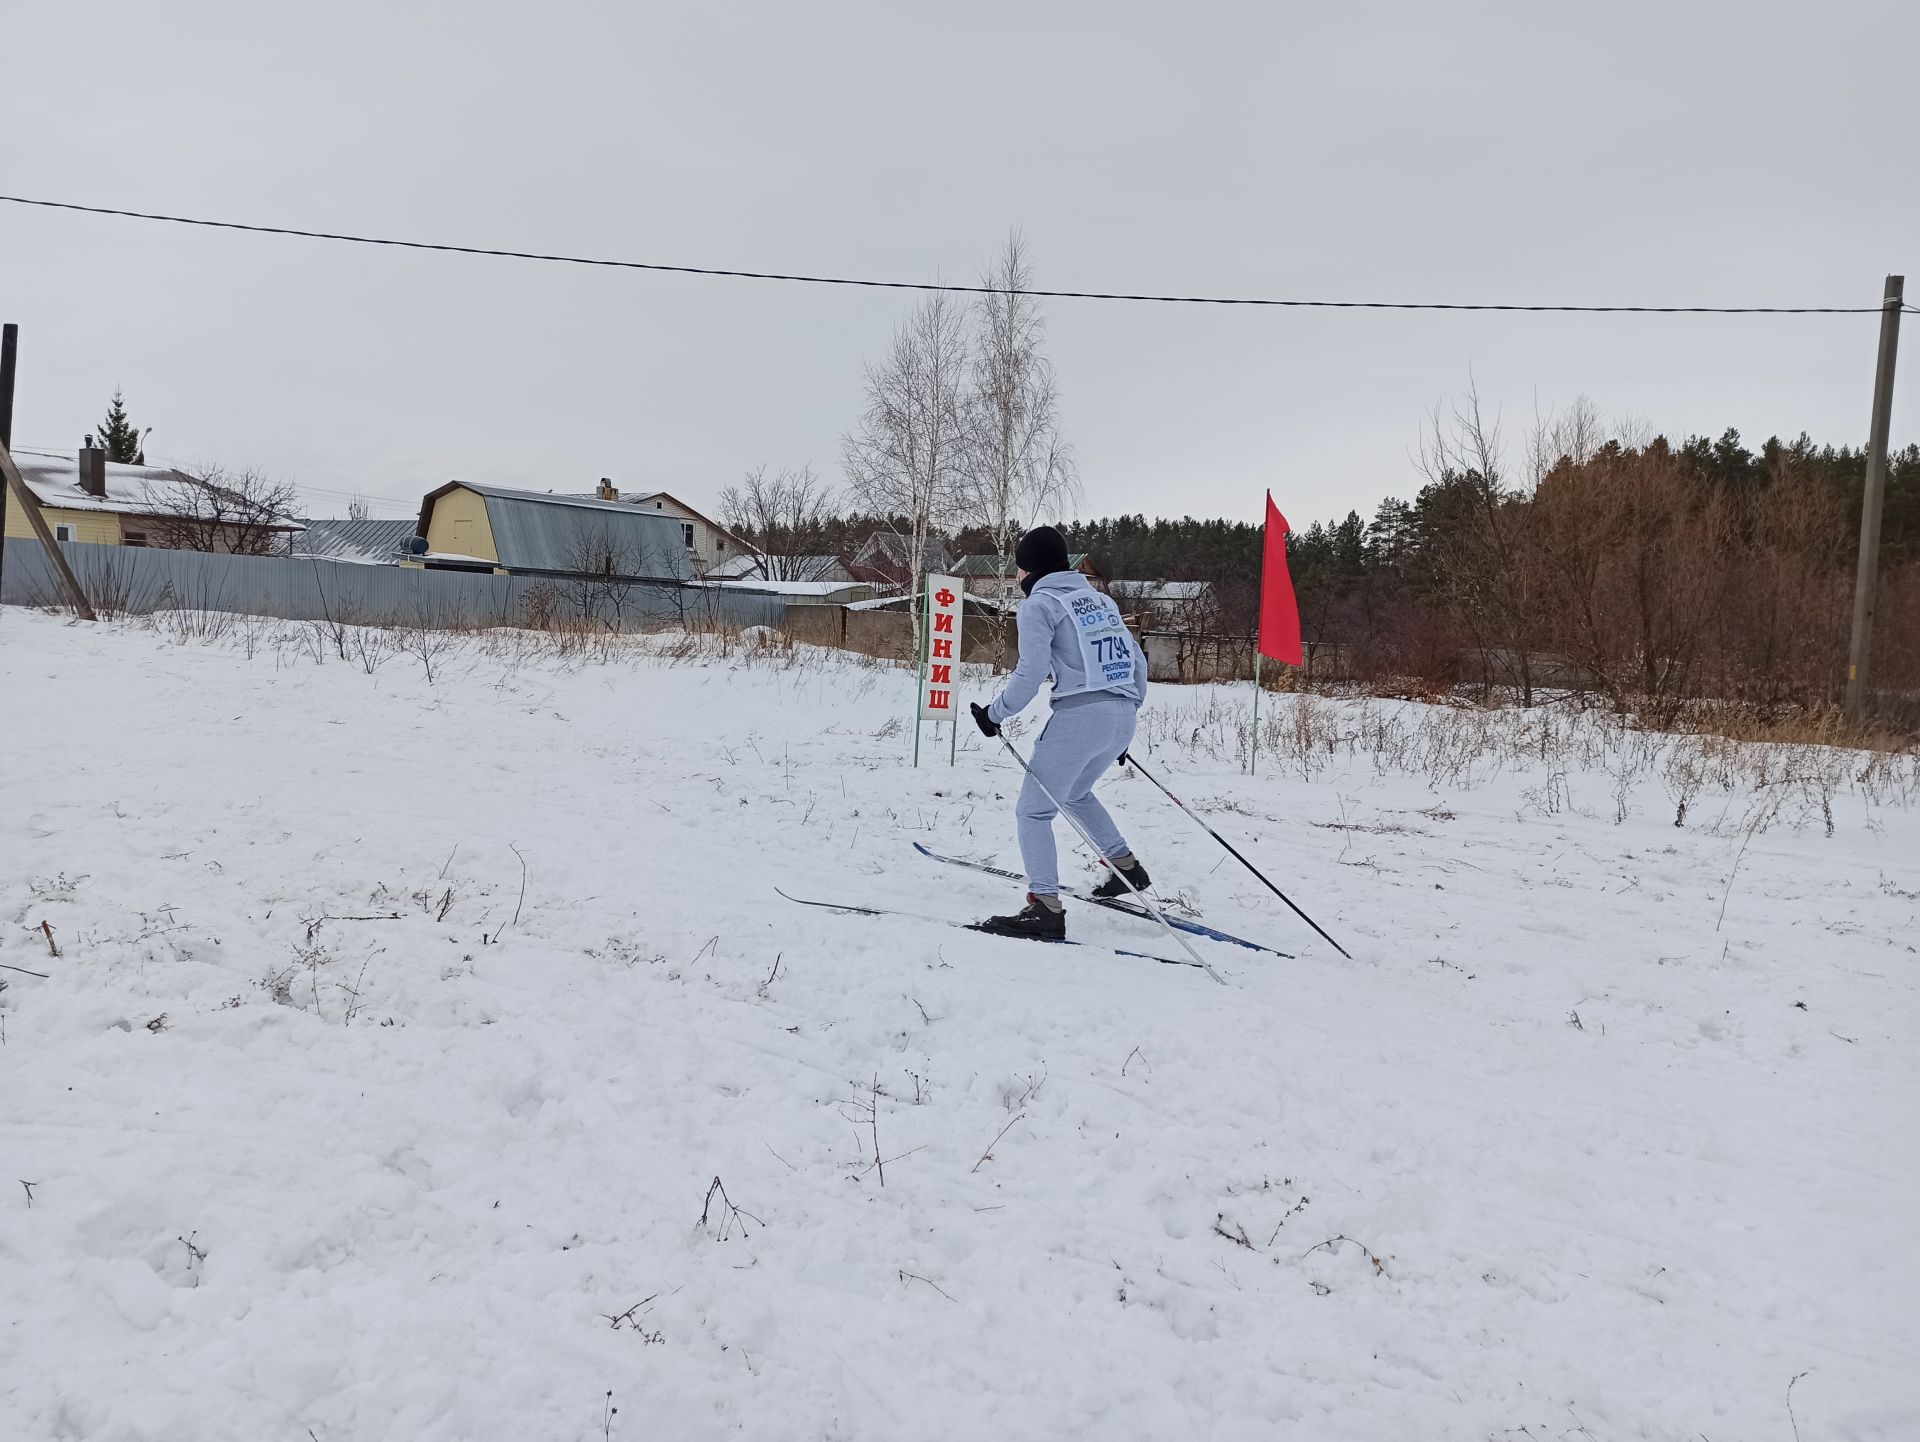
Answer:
[
  {"left": 1117, "top": 750, "right": 1352, "bottom": 960},
  {"left": 997, "top": 735, "right": 1225, "bottom": 986}
]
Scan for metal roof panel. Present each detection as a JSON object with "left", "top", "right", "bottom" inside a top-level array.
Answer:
[
  {"left": 476, "top": 491, "right": 692, "bottom": 579},
  {"left": 294, "top": 518, "right": 418, "bottom": 562}
]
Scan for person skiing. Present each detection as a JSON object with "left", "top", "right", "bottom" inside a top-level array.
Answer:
[{"left": 968, "top": 525, "right": 1153, "bottom": 939}]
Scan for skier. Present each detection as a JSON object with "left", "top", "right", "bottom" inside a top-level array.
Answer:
[{"left": 968, "top": 525, "right": 1153, "bottom": 939}]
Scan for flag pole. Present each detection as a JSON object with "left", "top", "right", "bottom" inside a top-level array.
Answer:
[
  {"left": 1251, "top": 488, "right": 1301, "bottom": 779},
  {"left": 1252, "top": 491, "right": 1266, "bottom": 775}
]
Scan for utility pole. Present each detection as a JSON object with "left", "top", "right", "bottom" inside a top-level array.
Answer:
[
  {"left": 1844, "top": 276, "right": 1904, "bottom": 723},
  {"left": 0, "top": 323, "right": 98, "bottom": 620},
  {"left": 1, "top": 322, "right": 18, "bottom": 605},
  {"left": 0, "top": 323, "right": 16, "bottom": 448}
]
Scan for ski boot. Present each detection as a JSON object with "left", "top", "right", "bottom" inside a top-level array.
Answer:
[
  {"left": 975, "top": 892, "right": 1067, "bottom": 941},
  {"left": 1091, "top": 854, "right": 1151, "bottom": 899}
]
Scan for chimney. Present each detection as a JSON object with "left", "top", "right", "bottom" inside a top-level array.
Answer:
[
  {"left": 79, "top": 441, "right": 107, "bottom": 498},
  {"left": 597, "top": 477, "right": 619, "bottom": 502}
]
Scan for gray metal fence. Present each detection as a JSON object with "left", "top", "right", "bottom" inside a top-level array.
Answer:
[{"left": 0, "top": 539, "right": 785, "bottom": 632}]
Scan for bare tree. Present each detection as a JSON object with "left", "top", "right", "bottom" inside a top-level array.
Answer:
[
  {"left": 559, "top": 519, "right": 646, "bottom": 631},
  {"left": 1415, "top": 381, "right": 1543, "bottom": 705},
  {"left": 393, "top": 607, "right": 457, "bottom": 684},
  {"left": 1526, "top": 394, "right": 1606, "bottom": 488},
  {"left": 1141, "top": 584, "right": 1226, "bottom": 684},
  {"left": 963, "top": 232, "right": 1079, "bottom": 581},
  {"left": 1530, "top": 445, "right": 1734, "bottom": 722},
  {"left": 138, "top": 465, "right": 299, "bottom": 556},
  {"left": 719, "top": 465, "right": 844, "bottom": 579},
  {"left": 843, "top": 290, "right": 971, "bottom": 617}
]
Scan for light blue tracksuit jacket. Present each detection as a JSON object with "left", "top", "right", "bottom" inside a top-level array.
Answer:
[{"left": 987, "top": 571, "right": 1147, "bottom": 895}]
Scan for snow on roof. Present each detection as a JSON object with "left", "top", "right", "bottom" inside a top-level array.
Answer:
[
  {"left": 10, "top": 448, "right": 305, "bottom": 530},
  {"left": 706, "top": 553, "right": 848, "bottom": 581},
  {"left": 846, "top": 592, "right": 1019, "bottom": 614},
  {"left": 294, "top": 518, "right": 418, "bottom": 563},
  {"left": 705, "top": 553, "right": 765, "bottom": 579},
  {"left": 1111, "top": 579, "right": 1212, "bottom": 602},
  {"left": 9, "top": 448, "right": 200, "bottom": 517},
  {"left": 710, "top": 579, "right": 867, "bottom": 598},
  {"left": 419, "top": 551, "right": 497, "bottom": 566},
  {"left": 951, "top": 552, "right": 1091, "bottom": 577}
]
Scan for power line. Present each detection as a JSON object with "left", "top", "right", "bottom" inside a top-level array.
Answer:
[{"left": 1, "top": 193, "right": 1899, "bottom": 316}]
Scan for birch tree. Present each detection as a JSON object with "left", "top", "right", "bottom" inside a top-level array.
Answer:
[
  {"left": 842, "top": 290, "right": 970, "bottom": 619},
  {"left": 963, "top": 232, "right": 1077, "bottom": 584}
]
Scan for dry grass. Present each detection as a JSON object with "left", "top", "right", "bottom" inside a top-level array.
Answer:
[
  {"left": 78, "top": 606, "right": 1920, "bottom": 834},
  {"left": 1136, "top": 688, "right": 1918, "bottom": 832},
  {"left": 109, "top": 607, "right": 931, "bottom": 700}
]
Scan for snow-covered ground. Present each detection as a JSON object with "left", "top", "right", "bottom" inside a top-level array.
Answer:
[{"left": 1, "top": 608, "right": 1915, "bottom": 1441}]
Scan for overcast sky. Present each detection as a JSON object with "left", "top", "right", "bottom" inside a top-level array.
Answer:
[{"left": 3, "top": 1, "right": 1914, "bottom": 527}]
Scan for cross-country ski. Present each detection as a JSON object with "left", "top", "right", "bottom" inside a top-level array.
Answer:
[
  {"left": 773, "top": 887, "right": 1210, "bottom": 972},
  {"left": 911, "top": 842, "right": 1291, "bottom": 956}
]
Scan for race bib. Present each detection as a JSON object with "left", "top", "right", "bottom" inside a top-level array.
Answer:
[{"left": 1059, "top": 589, "right": 1138, "bottom": 691}]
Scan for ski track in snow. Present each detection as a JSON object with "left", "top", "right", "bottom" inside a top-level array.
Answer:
[{"left": 0, "top": 610, "right": 1914, "bottom": 1441}]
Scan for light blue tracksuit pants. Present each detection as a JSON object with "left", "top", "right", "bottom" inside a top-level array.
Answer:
[{"left": 1018, "top": 692, "right": 1138, "bottom": 896}]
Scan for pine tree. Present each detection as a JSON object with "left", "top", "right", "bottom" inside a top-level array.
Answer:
[{"left": 97, "top": 388, "right": 147, "bottom": 464}]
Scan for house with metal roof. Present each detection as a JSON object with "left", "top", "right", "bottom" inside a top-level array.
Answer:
[
  {"left": 950, "top": 551, "right": 1103, "bottom": 597},
  {"left": 616, "top": 489, "right": 751, "bottom": 577},
  {"left": 706, "top": 552, "right": 854, "bottom": 583},
  {"left": 1109, "top": 578, "right": 1216, "bottom": 630},
  {"left": 847, "top": 532, "right": 951, "bottom": 589},
  {"left": 4, "top": 444, "right": 303, "bottom": 552},
  {"left": 414, "top": 482, "right": 693, "bottom": 581},
  {"left": 555, "top": 481, "right": 755, "bottom": 576},
  {"left": 709, "top": 576, "right": 875, "bottom": 605}
]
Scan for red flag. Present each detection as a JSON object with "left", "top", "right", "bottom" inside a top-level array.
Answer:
[{"left": 1258, "top": 492, "right": 1303, "bottom": 666}]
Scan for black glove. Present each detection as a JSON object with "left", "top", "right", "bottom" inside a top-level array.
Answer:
[{"left": 970, "top": 702, "right": 1000, "bottom": 737}]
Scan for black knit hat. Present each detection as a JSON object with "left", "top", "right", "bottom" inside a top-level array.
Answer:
[{"left": 1014, "top": 525, "right": 1071, "bottom": 590}]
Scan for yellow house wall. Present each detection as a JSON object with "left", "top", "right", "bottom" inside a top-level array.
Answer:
[
  {"left": 423, "top": 487, "right": 500, "bottom": 562},
  {"left": 2, "top": 493, "right": 125, "bottom": 545}
]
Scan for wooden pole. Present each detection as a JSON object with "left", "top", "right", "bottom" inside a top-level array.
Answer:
[
  {"left": 0, "top": 324, "right": 16, "bottom": 449},
  {"left": 0, "top": 438, "right": 97, "bottom": 621},
  {"left": 0, "top": 322, "right": 15, "bottom": 605},
  {"left": 1844, "top": 275, "right": 1905, "bottom": 723}
]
